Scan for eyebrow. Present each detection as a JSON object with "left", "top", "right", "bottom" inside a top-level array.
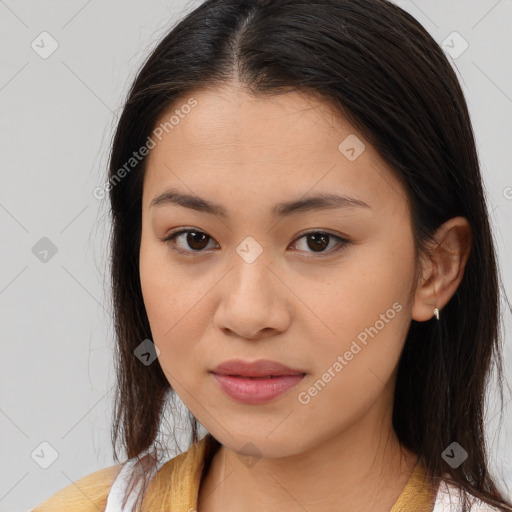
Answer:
[{"left": 149, "top": 188, "right": 370, "bottom": 218}]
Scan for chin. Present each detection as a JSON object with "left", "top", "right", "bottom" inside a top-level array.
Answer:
[{"left": 210, "top": 426, "right": 310, "bottom": 459}]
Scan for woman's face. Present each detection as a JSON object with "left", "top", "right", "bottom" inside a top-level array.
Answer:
[{"left": 139, "top": 83, "right": 419, "bottom": 457}]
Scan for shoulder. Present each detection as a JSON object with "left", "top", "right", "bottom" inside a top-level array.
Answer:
[
  {"left": 434, "top": 480, "right": 504, "bottom": 511},
  {"left": 32, "top": 463, "right": 123, "bottom": 512},
  {"left": 140, "top": 434, "right": 221, "bottom": 510}
]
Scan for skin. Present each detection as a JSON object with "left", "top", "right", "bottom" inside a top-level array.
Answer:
[{"left": 139, "top": 81, "right": 472, "bottom": 512}]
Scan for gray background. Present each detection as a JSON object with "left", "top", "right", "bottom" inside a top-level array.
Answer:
[{"left": 0, "top": 1, "right": 511, "bottom": 510}]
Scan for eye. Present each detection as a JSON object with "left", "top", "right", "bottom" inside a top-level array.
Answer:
[
  {"left": 161, "top": 228, "right": 350, "bottom": 257},
  {"left": 162, "top": 229, "right": 218, "bottom": 254},
  {"left": 290, "top": 230, "right": 349, "bottom": 256}
]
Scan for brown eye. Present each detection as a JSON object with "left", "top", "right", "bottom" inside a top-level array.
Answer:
[
  {"left": 184, "top": 231, "right": 210, "bottom": 251},
  {"left": 305, "top": 233, "right": 330, "bottom": 252},
  {"left": 162, "top": 228, "right": 349, "bottom": 257},
  {"left": 163, "top": 229, "right": 216, "bottom": 253},
  {"left": 292, "top": 231, "right": 349, "bottom": 256}
]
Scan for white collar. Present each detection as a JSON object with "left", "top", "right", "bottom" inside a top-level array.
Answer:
[{"left": 433, "top": 480, "right": 500, "bottom": 511}]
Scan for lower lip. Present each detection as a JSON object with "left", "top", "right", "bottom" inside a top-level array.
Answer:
[{"left": 211, "top": 373, "right": 306, "bottom": 404}]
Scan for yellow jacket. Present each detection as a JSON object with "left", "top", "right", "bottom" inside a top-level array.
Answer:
[{"left": 33, "top": 434, "right": 436, "bottom": 511}]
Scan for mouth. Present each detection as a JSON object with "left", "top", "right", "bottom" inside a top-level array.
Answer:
[
  {"left": 211, "top": 358, "right": 307, "bottom": 378},
  {"left": 210, "top": 371, "right": 307, "bottom": 405},
  {"left": 221, "top": 374, "right": 302, "bottom": 379},
  {"left": 209, "top": 359, "right": 307, "bottom": 404}
]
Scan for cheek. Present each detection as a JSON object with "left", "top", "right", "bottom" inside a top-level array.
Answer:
[
  {"left": 139, "top": 240, "right": 172, "bottom": 331},
  {"left": 139, "top": 237, "right": 213, "bottom": 378},
  {"left": 299, "top": 236, "right": 415, "bottom": 383},
  {"left": 290, "top": 249, "right": 414, "bottom": 429}
]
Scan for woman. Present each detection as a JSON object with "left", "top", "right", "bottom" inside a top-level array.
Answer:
[{"left": 34, "top": 0, "right": 512, "bottom": 510}]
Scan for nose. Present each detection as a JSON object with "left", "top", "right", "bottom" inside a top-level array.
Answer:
[{"left": 212, "top": 257, "right": 292, "bottom": 341}]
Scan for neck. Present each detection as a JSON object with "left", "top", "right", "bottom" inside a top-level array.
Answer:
[{"left": 198, "top": 401, "right": 418, "bottom": 512}]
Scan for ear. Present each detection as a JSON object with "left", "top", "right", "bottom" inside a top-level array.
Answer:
[{"left": 412, "top": 216, "right": 472, "bottom": 322}]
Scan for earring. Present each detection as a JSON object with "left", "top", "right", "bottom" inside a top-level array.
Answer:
[{"left": 433, "top": 306, "right": 440, "bottom": 320}]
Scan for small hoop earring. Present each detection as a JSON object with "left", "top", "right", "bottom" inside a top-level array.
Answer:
[{"left": 433, "top": 306, "right": 440, "bottom": 320}]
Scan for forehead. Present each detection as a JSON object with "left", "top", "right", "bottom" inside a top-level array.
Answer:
[
  {"left": 151, "top": 84, "right": 353, "bottom": 157},
  {"left": 142, "top": 84, "right": 409, "bottom": 215}
]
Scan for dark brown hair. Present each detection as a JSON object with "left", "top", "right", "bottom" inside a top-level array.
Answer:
[{"left": 107, "top": 0, "right": 512, "bottom": 509}]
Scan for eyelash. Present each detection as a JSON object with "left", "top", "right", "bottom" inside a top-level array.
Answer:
[{"left": 161, "top": 228, "right": 350, "bottom": 258}]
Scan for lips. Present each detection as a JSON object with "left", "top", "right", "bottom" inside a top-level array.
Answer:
[
  {"left": 210, "top": 359, "right": 307, "bottom": 404},
  {"left": 211, "top": 358, "right": 306, "bottom": 378}
]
